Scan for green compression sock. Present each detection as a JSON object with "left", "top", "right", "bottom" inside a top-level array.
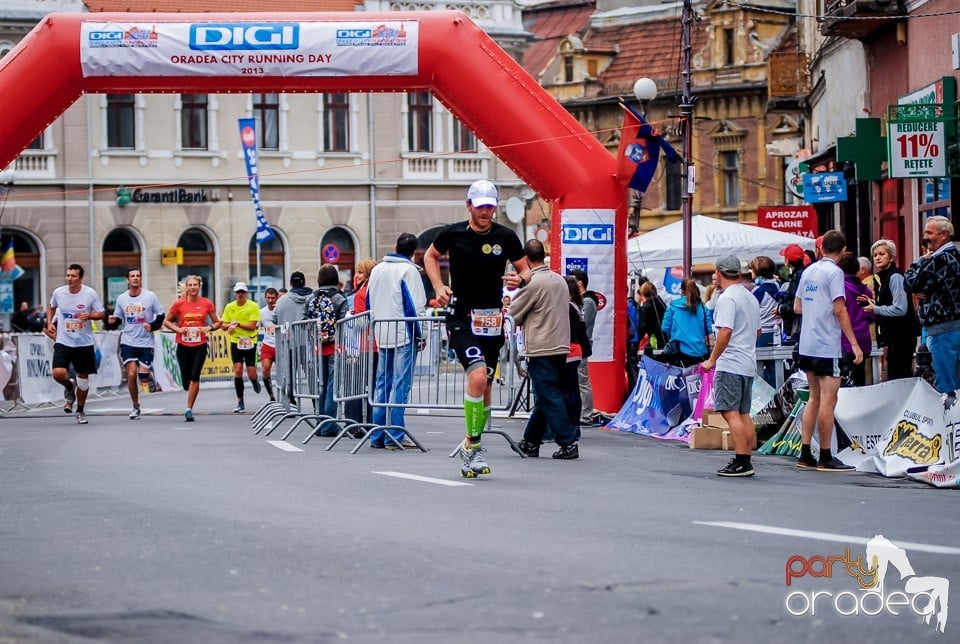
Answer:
[{"left": 464, "top": 394, "right": 484, "bottom": 441}]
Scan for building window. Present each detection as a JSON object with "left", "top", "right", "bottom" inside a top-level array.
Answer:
[
  {"left": 721, "top": 151, "right": 740, "bottom": 208},
  {"left": 26, "top": 134, "right": 43, "bottom": 150},
  {"left": 407, "top": 92, "right": 433, "bottom": 152},
  {"left": 453, "top": 119, "right": 476, "bottom": 153},
  {"left": 180, "top": 94, "right": 208, "bottom": 150},
  {"left": 102, "top": 228, "right": 142, "bottom": 308},
  {"left": 665, "top": 158, "right": 683, "bottom": 211},
  {"left": 564, "top": 56, "right": 574, "bottom": 83},
  {"left": 248, "top": 233, "right": 285, "bottom": 304},
  {"left": 107, "top": 94, "right": 136, "bottom": 149},
  {"left": 723, "top": 28, "right": 735, "bottom": 66},
  {"left": 177, "top": 229, "right": 216, "bottom": 302},
  {"left": 3, "top": 230, "right": 41, "bottom": 314},
  {"left": 323, "top": 93, "right": 350, "bottom": 152},
  {"left": 252, "top": 93, "right": 279, "bottom": 150}
]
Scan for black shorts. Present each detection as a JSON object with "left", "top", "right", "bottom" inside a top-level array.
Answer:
[
  {"left": 120, "top": 344, "right": 154, "bottom": 368},
  {"left": 177, "top": 343, "right": 208, "bottom": 386},
  {"left": 448, "top": 326, "right": 504, "bottom": 382},
  {"left": 52, "top": 343, "right": 97, "bottom": 375},
  {"left": 798, "top": 355, "right": 840, "bottom": 378},
  {"left": 230, "top": 343, "right": 258, "bottom": 367}
]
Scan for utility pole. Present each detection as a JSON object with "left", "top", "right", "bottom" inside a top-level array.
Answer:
[{"left": 680, "top": 0, "right": 696, "bottom": 277}]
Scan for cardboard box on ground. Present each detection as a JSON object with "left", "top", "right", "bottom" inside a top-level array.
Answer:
[{"left": 689, "top": 408, "right": 758, "bottom": 450}]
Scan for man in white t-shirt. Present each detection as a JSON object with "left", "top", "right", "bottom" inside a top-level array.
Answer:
[
  {"left": 794, "top": 229, "right": 863, "bottom": 472},
  {"left": 702, "top": 255, "right": 761, "bottom": 477},
  {"left": 46, "top": 263, "right": 106, "bottom": 425},
  {"left": 108, "top": 268, "right": 165, "bottom": 420},
  {"left": 259, "top": 288, "right": 279, "bottom": 402}
]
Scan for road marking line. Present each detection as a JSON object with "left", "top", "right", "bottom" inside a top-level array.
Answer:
[
  {"left": 372, "top": 471, "right": 472, "bottom": 487},
  {"left": 694, "top": 521, "right": 960, "bottom": 555},
  {"left": 267, "top": 440, "right": 304, "bottom": 452}
]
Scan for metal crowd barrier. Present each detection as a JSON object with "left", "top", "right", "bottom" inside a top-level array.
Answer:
[
  {"left": 755, "top": 344, "right": 884, "bottom": 389},
  {"left": 255, "top": 312, "right": 523, "bottom": 455}
]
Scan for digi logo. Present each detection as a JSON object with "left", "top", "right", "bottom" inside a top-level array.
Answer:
[
  {"left": 336, "top": 29, "right": 372, "bottom": 39},
  {"left": 189, "top": 23, "right": 299, "bottom": 51},
  {"left": 562, "top": 224, "right": 614, "bottom": 245}
]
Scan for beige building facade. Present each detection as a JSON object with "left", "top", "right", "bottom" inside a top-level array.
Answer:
[{"left": 1, "top": 1, "right": 532, "bottom": 319}]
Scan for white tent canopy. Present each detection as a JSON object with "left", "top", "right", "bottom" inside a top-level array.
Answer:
[{"left": 627, "top": 215, "right": 816, "bottom": 277}]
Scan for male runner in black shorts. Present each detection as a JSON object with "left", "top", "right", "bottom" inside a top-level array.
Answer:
[{"left": 425, "top": 180, "right": 529, "bottom": 477}]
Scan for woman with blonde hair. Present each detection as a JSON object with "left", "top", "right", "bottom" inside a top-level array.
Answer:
[
  {"left": 350, "top": 257, "right": 378, "bottom": 314},
  {"left": 162, "top": 275, "right": 222, "bottom": 422}
]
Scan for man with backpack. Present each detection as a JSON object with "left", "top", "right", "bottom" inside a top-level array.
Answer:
[{"left": 304, "top": 264, "right": 349, "bottom": 427}]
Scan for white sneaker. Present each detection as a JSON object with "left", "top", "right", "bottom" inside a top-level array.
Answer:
[{"left": 128, "top": 407, "right": 141, "bottom": 420}]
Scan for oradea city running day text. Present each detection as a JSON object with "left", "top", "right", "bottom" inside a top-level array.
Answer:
[{"left": 169, "top": 53, "right": 333, "bottom": 65}]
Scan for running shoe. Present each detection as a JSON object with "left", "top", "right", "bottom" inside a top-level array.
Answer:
[
  {"left": 184, "top": 409, "right": 194, "bottom": 422},
  {"left": 717, "top": 457, "right": 755, "bottom": 477},
  {"left": 460, "top": 444, "right": 491, "bottom": 478},
  {"left": 516, "top": 439, "right": 540, "bottom": 458},
  {"left": 76, "top": 411, "right": 88, "bottom": 425},
  {"left": 64, "top": 379, "right": 76, "bottom": 413},
  {"left": 251, "top": 378, "right": 261, "bottom": 394},
  {"left": 233, "top": 402, "right": 245, "bottom": 414},
  {"left": 552, "top": 443, "right": 580, "bottom": 460},
  {"left": 128, "top": 407, "right": 141, "bottom": 420}
]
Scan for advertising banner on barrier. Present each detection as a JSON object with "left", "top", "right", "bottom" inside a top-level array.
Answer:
[
  {"left": 91, "top": 332, "right": 123, "bottom": 389},
  {"left": 15, "top": 334, "right": 62, "bottom": 404},
  {"left": 606, "top": 356, "right": 691, "bottom": 437},
  {"left": 153, "top": 332, "right": 181, "bottom": 391},
  {"left": 834, "top": 378, "right": 948, "bottom": 477}
]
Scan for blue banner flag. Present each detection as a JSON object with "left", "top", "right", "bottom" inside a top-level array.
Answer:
[
  {"left": 615, "top": 104, "right": 678, "bottom": 193},
  {"left": 238, "top": 118, "right": 275, "bottom": 244},
  {"left": 606, "top": 355, "right": 693, "bottom": 437}
]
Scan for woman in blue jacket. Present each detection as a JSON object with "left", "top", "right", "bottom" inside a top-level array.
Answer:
[{"left": 661, "top": 278, "right": 714, "bottom": 368}]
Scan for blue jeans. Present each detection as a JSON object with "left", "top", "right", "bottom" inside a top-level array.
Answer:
[
  {"left": 927, "top": 328, "right": 960, "bottom": 394},
  {"left": 370, "top": 343, "right": 415, "bottom": 445},
  {"left": 320, "top": 354, "right": 336, "bottom": 418},
  {"left": 524, "top": 355, "right": 577, "bottom": 448}
]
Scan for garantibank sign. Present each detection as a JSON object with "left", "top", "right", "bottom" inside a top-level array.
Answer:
[{"left": 131, "top": 188, "right": 208, "bottom": 204}]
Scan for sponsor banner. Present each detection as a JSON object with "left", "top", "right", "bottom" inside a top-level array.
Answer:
[
  {"left": 238, "top": 118, "right": 275, "bottom": 244},
  {"left": 15, "top": 334, "right": 63, "bottom": 404},
  {"left": 153, "top": 332, "right": 182, "bottom": 391},
  {"left": 90, "top": 332, "right": 123, "bottom": 389},
  {"left": 834, "top": 378, "right": 947, "bottom": 477},
  {"left": 560, "top": 209, "right": 614, "bottom": 362},
  {"left": 757, "top": 205, "right": 818, "bottom": 239},
  {"left": 204, "top": 332, "right": 236, "bottom": 379},
  {"left": 80, "top": 21, "right": 419, "bottom": 77},
  {"left": 605, "top": 356, "right": 692, "bottom": 437}
]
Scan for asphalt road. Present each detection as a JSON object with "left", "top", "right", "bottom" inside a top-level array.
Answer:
[{"left": 1, "top": 388, "right": 957, "bottom": 643}]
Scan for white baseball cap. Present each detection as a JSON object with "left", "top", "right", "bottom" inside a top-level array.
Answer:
[
  {"left": 467, "top": 180, "right": 498, "bottom": 208},
  {"left": 233, "top": 281, "right": 249, "bottom": 292}
]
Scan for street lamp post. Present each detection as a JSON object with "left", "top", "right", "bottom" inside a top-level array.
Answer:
[
  {"left": 631, "top": 78, "right": 657, "bottom": 235},
  {"left": 679, "top": 0, "right": 696, "bottom": 277}
]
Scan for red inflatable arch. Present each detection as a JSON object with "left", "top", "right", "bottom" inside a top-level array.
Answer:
[{"left": 0, "top": 11, "right": 628, "bottom": 410}]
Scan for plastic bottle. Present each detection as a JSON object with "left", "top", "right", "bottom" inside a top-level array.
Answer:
[{"left": 773, "top": 320, "right": 782, "bottom": 347}]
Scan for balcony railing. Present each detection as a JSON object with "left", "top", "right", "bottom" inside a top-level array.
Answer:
[
  {"left": 822, "top": 0, "right": 906, "bottom": 40},
  {"left": 2, "top": 151, "right": 57, "bottom": 180},
  {"left": 402, "top": 153, "right": 490, "bottom": 180}
]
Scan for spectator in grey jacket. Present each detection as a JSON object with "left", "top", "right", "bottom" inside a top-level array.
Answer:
[{"left": 510, "top": 240, "right": 579, "bottom": 460}]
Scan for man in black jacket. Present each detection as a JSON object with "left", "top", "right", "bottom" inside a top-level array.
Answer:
[{"left": 904, "top": 216, "right": 960, "bottom": 394}]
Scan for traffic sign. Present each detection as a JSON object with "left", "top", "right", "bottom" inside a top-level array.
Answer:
[{"left": 322, "top": 243, "right": 340, "bottom": 264}]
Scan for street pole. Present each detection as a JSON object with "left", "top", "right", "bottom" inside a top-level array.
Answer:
[{"left": 680, "top": 0, "right": 696, "bottom": 277}]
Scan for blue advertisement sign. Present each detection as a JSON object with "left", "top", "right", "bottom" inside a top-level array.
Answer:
[
  {"left": 565, "top": 257, "right": 588, "bottom": 275},
  {"left": 606, "top": 356, "right": 692, "bottom": 436},
  {"left": 802, "top": 172, "right": 847, "bottom": 204}
]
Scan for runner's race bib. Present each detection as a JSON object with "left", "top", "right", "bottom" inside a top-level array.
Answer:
[
  {"left": 183, "top": 328, "right": 202, "bottom": 343},
  {"left": 64, "top": 320, "right": 83, "bottom": 333},
  {"left": 470, "top": 308, "right": 503, "bottom": 337},
  {"left": 237, "top": 336, "right": 254, "bottom": 350}
]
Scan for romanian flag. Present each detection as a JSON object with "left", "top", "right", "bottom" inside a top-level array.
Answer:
[
  {"left": 1, "top": 238, "right": 24, "bottom": 280},
  {"left": 615, "top": 104, "right": 678, "bottom": 193}
]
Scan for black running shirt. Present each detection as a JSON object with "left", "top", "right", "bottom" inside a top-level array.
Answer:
[{"left": 431, "top": 220, "right": 524, "bottom": 322}]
